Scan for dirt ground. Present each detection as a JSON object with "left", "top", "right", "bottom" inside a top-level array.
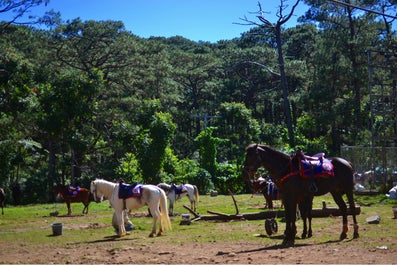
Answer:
[
  {"left": 2, "top": 225, "right": 396, "bottom": 264},
  {"left": 2, "top": 237, "right": 396, "bottom": 264},
  {"left": 2, "top": 201, "right": 397, "bottom": 264}
]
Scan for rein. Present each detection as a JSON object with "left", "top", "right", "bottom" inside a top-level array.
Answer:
[{"left": 280, "top": 170, "right": 300, "bottom": 183}]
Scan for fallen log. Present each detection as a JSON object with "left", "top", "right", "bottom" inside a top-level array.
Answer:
[
  {"left": 355, "top": 190, "right": 381, "bottom": 195},
  {"left": 183, "top": 191, "right": 360, "bottom": 222},
  {"left": 183, "top": 205, "right": 361, "bottom": 221},
  {"left": 242, "top": 206, "right": 361, "bottom": 220}
]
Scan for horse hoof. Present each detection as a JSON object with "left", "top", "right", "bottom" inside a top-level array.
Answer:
[
  {"left": 301, "top": 234, "right": 307, "bottom": 239},
  {"left": 353, "top": 232, "right": 359, "bottom": 239},
  {"left": 149, "top": 233, "right": 154, "bottom": 238},
  {"left": 339, "top": 233, "right": 347, "bottom": 241},
  {"left": 282, "top": 238, "right": 295, "bottom": 247}
]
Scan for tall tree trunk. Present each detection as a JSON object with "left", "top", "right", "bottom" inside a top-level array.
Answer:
[
  {"left": 346, "top": 2, "right": 362, "bottom": 133},
  {"left": 48, "top": 140, "right": 56, "bottom": 202},
  {"left": 275, "top": 24, "right": 295, "bottom": 147}
]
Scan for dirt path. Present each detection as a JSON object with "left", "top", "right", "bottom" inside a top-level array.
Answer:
[{"left": 2, "top": 235, "right": 396, "bottom": 264}]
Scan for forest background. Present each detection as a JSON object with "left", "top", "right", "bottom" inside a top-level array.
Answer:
[{"left": 0, "top": 0, "right": 396, "bottom": 204}]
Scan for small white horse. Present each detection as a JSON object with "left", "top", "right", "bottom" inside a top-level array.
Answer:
[
  {"left": 157, "top": 183, "right": 199, "bottom": 215},
  {"left": 90, "top": 179, "right": 172, "bottom": 237}
]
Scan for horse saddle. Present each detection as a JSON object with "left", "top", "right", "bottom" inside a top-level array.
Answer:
[
  {"left": 118, "top": 182, "right": 142, "bottom": 199},
  {"left": 297, "top": 150, "right": 334, "bottom": 179},
  {"left": 172, "top": 184, "right": 187, "bottom": 195},
  {"left": 66, "top": 186, "right": 80, "bottom": 197}
]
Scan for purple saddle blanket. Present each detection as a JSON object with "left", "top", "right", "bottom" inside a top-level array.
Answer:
[
  {"left": 66, "top": 186, "right": 80, "bottom": 197},
  {"left": 118, "top": 183, "right": 142, "bottom": 199},
  {"left": 300, "top": 158, "right": 334, "bottom": 179}
]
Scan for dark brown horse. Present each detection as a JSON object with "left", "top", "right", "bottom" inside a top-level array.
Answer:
[
  {"left": 0, "top": 188, "right": 5, "bottom": 215},
  {"left": 242, "top": 144, "right": 359, "bottom": 245},
  {"left": 53, "top": 184, "right": 92, "bottom": 216}
]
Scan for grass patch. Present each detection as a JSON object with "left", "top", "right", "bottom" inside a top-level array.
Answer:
[{"left": 0, "top": 193, "right": 396, "bottom": 253}]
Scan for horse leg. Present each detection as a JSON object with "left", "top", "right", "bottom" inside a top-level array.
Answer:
[
  {"left": 82, "top": 202, "right": 88, "bottom": 215},
  {"left": 282, "top": 197, "right": 297, "bottom": 246},
  {"left": 190, "top": 196, "right": 196, "bottom": 212},
  {"left": 116, "top": 210, "right": 126, "bottom": 237},
  {"left": 307, "top": 208, "right": 313, "bottom": 238},
  {"left": 346, "top": 191, "right": 359, "bottom": 238},
  {"left": 169, "top": 200, "right": 174, "bottom": 216},
  {"left": 299, "top": 202, "right": 308, "bottom": 239},
  {"left": 299, "top": 196, "right": 313, "bottom": 239},
  {"left": 263, "top": 192, "right": 273, "bottom": 209},
  {"left": 148, "top": 205, "right": 159, "bottom": 237},
  {"left": 67, "top": 201, "right": 72, "bottom": 216},
  {"left": 331, "top": 192, "right": 348, "bottom": 240}
]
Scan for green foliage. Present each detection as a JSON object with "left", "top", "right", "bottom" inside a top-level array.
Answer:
[
  {"left": 135, "top": 111, "right": 176, "bottom": 184},
  {"left": 116, "top": 152, "right": 143, "bottom": 183},
  {"left": 185, "top": 168, "right": 214, "bottom": 195},
  {"left": 195, "top": 127, "right": 223, "bottom": 178},
  {"left": 258, "top": 123, "right": 288, "bottom": 147},
  {"left": 214, "top": 102, "right": 260, "bottom": 162},
  {"left": 0, "top": 48, "right": 34, "bottom": 114},
  {"left": 22, "top": 169, "right": 50, "bottom": 203},
  {"left": 0, "top": 5, "right": 396, "bottom": 202},
  {"left": 215, "top": 162, "right": 245, "bottom": 194},
  {"left": 161, "top": 147, "right": 179, "bottom": 178}
]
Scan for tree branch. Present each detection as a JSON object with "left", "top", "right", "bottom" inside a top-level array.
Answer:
[{"left": 239, "top": 61, "right": 281, "bottom": 77}]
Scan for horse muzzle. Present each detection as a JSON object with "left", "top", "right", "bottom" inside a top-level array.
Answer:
[
  {"left": 94, "top": 196, "right": 103, "bottom": 203},
  {"left": 242, "top": 166, "right": 256, "bottom": 180}
]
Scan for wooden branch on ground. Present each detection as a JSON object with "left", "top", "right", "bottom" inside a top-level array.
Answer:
[
  {"left": 182, "top": 205, "right": 200, "bottom": 218},
  {"left": 183, "top": 197, "right": 361, "bottom": 222},
  {"left": 228, "top": 189, "right": 239, "bottom": 215}
]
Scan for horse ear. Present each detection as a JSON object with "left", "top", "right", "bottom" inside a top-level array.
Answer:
[{"left": 256, "top": 145, "right": 265, "bottom": 153}]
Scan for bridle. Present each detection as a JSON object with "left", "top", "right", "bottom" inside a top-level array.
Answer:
[
  {"left": 243, "top": 147, "right": 265, "bottom": 181},
  {"left": 91, "top": 182, "right": 102, "bottom": 203}
]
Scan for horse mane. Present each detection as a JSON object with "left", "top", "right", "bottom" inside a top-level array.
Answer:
[
  {"left": 93, "top": 179, "right": 117, "bottom": 190},
  {"left": 94, "top": 178, "right": 117, "bottom": 186},
  {"left": 247, "top": 144, "right": 290, "bottom": 159},
  {"left": 157, "top": 183, "right": 171, "bottom": 191}
]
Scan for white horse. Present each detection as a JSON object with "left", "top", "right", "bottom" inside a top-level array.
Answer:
[
  {"left": 90, "top": 179, "right": 172, "bottom": 237},
  {"left": 157, "top": 183, "right": 199, "bottom": 215}
]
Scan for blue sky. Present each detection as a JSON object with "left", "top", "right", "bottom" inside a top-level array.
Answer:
[{"left": 15, "top": 0, "right": 309, "bottom": 42}]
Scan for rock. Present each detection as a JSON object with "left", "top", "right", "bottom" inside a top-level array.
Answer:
[{"left": 366, "top": 215, "right": 380, "bottom": 224}]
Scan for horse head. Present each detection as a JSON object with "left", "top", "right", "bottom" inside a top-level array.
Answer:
[
  {"left": 242, "top": 144, "right": 265, "bottom": 181},
  {"left": 90, "top": 180, "right": 104, "bottom": 203},
  {"left": 157, "top": 183, "right": 171, "bottom": 194}
]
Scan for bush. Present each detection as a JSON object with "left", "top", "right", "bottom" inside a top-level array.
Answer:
[
  {"left": 185, "top": 169, "right": 214, "bottom": 195},
  {"left": 215, "top": 163, "right": 245, "bottom": 194}
]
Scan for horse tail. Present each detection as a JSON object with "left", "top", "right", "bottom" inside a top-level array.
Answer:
[
  {"left": 193, "top": 185, "right": 199, "bottom": 204},
  {"left": 158, "top": 188, "right": 172, "bottom": 231}
]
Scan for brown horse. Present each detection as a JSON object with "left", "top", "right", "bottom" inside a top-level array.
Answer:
[
  {"left": 242, "top": 144, "right": 359, "bottom": 246},
  {"left": 0, "top": 188, "right": 5, "bottom": 215},
  {"left": 53, "top": 184, "right": 92, "bottom": 216}
]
